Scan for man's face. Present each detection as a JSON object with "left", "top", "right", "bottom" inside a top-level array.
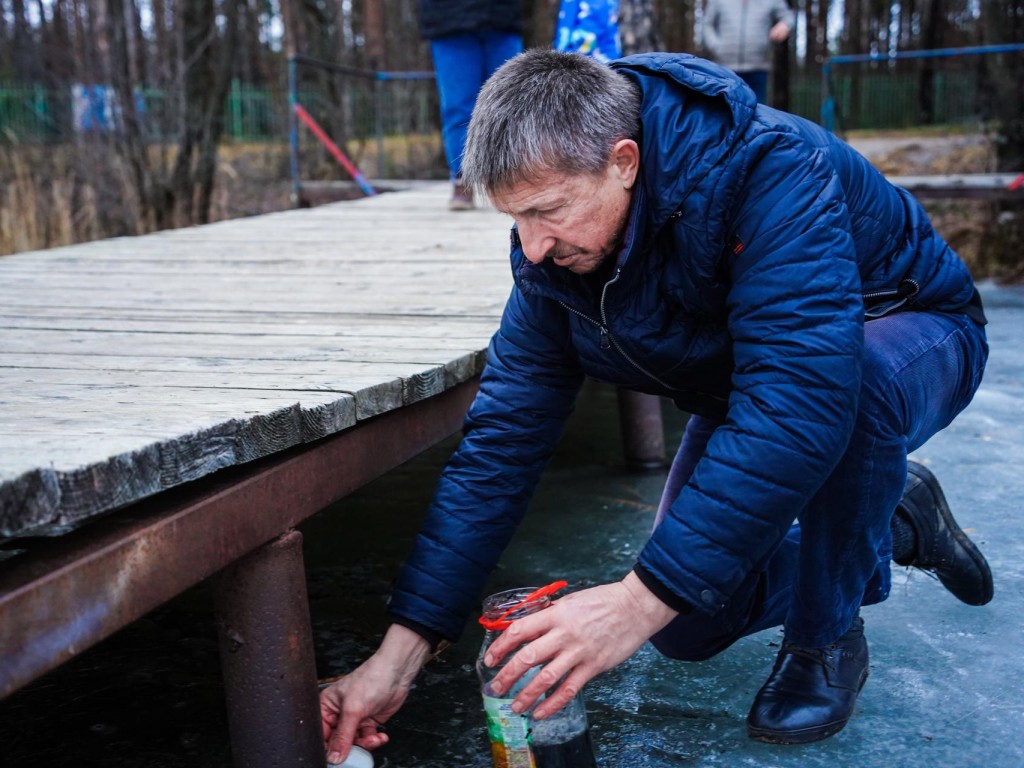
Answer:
[{"left": 490, "top": 140, "right": 640, "bottom": 276}]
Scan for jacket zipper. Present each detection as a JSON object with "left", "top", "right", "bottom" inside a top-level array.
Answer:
[
  {"left": 863, "top": 278, "right": 920, "bottom": 302},
  {"left": 558, "top": 269, "right": 688, "bottom": 394}
]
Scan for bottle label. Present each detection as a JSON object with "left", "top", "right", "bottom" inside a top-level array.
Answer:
[{"left": 482, "top": 694, "right": 535, "bottom": 768}]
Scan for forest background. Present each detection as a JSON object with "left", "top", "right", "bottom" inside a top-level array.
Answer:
[{"left": 0, "top": 0, "right": 1022, "bottom": 277}]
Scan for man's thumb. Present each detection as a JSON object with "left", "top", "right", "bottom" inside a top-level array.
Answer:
[{"left": 325, "top": 716, "right": 357, "bottom": 765}]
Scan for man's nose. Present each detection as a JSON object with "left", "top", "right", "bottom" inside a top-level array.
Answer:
[{"left": 516, "top": 222, "right": 554, "bottom": 265}]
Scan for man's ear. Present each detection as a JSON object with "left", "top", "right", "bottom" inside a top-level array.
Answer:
[{"left": 609, "top": 139, "right": 640, "bottom": 189}]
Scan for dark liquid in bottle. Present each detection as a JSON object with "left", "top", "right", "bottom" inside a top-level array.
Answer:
[{"left": 531, "top": 730, "right": 597, "bottom": 768}]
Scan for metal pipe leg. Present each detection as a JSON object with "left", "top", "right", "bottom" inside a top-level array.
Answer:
[
  {"left": 617, "top": 389, "right": 667, "bottom": 470},
  {"left": 214, "top": 530, "right": 324, "bottom": 768}
]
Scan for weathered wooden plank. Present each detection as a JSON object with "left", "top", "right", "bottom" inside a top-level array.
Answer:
[
  {"left": 889, "top": 173, "right": 1024, "bottom": 201},
  {"left": 0, "top": 291, "right": 507, "bottom": 316},
  {"left": 0, "top": 182, "right": 506, "bottom": 538},
  {"left": 0, "top": 363, "right": 458, "bottom": 419},
  {"left": 0, "top": 352, "right": 448, "bottom": 377},
  {"left": 0, "top": 392, "right": 359, "bottom": 536},
  {"left": 0, "top": 337, "right": 489, "bottom": 392},
  {"left": 0, "top": 352, "right": 487, "bottom": 394},
  {"left": 0, "top": 313, "right": 500, "bottom": 339}
]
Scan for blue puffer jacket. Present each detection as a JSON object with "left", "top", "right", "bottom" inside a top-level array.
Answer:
[{"left": 388, "top": 53, "right": 982, "bottom": 641}]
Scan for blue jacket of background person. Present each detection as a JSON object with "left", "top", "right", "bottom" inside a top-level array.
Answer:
[
  {"left": 555, "top": 0, "right": 622, "bottom": 63},
  {"left": 418, "top": 0, "right": 523, "bottom": 40},
  {"left": 387, "top": 53, "right": 984, "bottom": 643}
]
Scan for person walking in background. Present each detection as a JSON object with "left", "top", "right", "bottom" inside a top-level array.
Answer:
[
  {"left": 419, "top": 0, "right": 523, "bottom": 211},
  {"left": 703, "top": 0, "right": 793, "bottom": 103},
  {"left": 554, "top": 0, "right": 622, "bottom": 63}
]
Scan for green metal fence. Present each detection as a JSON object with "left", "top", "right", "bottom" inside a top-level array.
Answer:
[
  {"left": 0, "top": 68, "right": 999, "bottom": 144},
  {"left": 0, "top": 83, "right": 67, "bottom": 140},
  {"left": 788, "top": 70, "right": 983, "bottom": 130},
  {"left": 0, "top": 81, "right": 290, "bottom": 142}
]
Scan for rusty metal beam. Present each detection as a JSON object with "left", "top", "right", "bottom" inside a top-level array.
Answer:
[{"left": 0, "top": 378, "right": 478, "bottom": 699}]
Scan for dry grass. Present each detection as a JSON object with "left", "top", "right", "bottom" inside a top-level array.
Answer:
[
  {"left": 0, "top": 133, "right": 444, "bottom": 257},
  {"left": 6, "top": 130, "right": 1016, "bottom": 279},
  {"left": 0, "top": 143, "right": 106, "bottom": 256}
]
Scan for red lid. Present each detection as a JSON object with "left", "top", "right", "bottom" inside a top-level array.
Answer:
[{"left": 478, "top": 580, "right": 568, "bottom": 631}]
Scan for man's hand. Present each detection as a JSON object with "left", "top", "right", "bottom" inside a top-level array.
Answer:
[
  {"left": 320, "top": 624, "right": 432, "bottom": 764},
  {"left": 769, "top": 21, "right": 791, "bottom": 43},
  {"left": 481, "top": 572, "right": 678, "bottom": 720}
]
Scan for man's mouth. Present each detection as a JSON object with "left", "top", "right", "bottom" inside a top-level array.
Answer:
[{"left": 551, "top": 251, "right": 582, "bottom": 265}]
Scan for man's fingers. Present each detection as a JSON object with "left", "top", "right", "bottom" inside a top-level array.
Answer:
[
  {"left": 491, "top": 632, "right": 562, "bottom": 696},
  {"left": 531, "top": 669, "right": 590, "bottom": 720},
  {"left": 354, "top": 730, "right": 389, "bottom": 751},
  {"left": 510, "top": 653, "right": 579, "bottom": 714},
  {"left": 485, "top": 614, "right": 550, "bottom": 666},
  {"left": 320, "top": 703, "right": 339, "bottom": 742}
]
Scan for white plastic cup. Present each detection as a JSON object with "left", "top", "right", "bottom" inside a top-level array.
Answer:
[{"left": 327, "top": 745, "right": 374, "bottom": 768}]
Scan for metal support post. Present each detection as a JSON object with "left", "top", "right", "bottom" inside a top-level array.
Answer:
[
  {"left": 288, "top": 57, "right": 301, "bottom": 206},
  {"left": 214, "top": 530, "right": 324, "bottom": 768},
  {"left": 617, "top": 389, "right": 666, "bottom": 470},
  {"left": 374, "top": 77, "right": 385, "bottom": 178}
]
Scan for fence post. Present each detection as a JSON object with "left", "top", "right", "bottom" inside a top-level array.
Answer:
[
  {"left": 374, "top": 76, "right": 385, "bottom": 179},
  {"left": 288, "top": 57, "right": 301, "bottom": 206}
]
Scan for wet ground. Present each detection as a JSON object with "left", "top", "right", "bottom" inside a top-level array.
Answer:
[{"left": 4, "top": 281, "right": 1024, "bottom": 767}]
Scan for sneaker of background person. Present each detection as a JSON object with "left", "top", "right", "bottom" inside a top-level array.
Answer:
[{"left": 449, "top": 176, "right": 474, "bottom": 211}]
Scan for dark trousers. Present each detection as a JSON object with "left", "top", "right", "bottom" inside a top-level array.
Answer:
[{"left": 650, "top": 310, "right": 988, "bottom": 658}]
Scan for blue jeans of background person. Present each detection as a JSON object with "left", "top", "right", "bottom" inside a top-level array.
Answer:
[
  {"left": 430, "top": 31, "right": 523, "bottom": 180},
  {"left": 738, "top": 69, "right": 769, "bottom": 103},
  {"left": 650, "top": 309, "right": 988, "bottom": 659}
]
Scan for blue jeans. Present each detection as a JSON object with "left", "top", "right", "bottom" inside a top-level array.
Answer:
[
  {"left": 650, "top": 310, "right": 988, "bottom": 658},
  {"left": 430, "top": 31, "right": 523, "bottom": 179},
  {"left": 738, "top": 70, "right": 769, "bottom": 103}
]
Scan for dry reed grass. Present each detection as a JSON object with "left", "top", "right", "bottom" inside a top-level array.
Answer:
[{"left": 0, "top": 142, "right": 102, "bottom": 257}]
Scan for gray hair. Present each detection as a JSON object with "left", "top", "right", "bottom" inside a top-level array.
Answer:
[{"left": 461, "top": 49, "right": 641, "bottom": 193}]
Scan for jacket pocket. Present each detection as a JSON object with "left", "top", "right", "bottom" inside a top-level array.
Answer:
[{"left": 863, "top": 279, "right": 920, "bottom": 319}]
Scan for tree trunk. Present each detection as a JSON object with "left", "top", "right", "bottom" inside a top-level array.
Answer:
[
  {"left": 620, "top": 0, "right": 663, "bottom": 55},
  {"left": 280, "top": 0, "right": 308, "bottom": 58},
  {"left": 918, "top": 0, "right": 943, "bottom": 125},
  {"left": 169, "top": 0, "right": 240, "bottom": 225},
  {"left": 656, "top": 0, "right": 696, "bottom": 56},
  {"left": 11, "top": 0, "right": 37, "bottom": 81},
  {"left": 843, "top": 0, "right": 865, "bottom": 129},
  {"left": 106, "top": 0, "right": 156, "bottom": 230},
  {"left": 364, "top": 0, "right": 387, "bottom": 71},
  {"left": 979, "top": 0, "right": 1024, "bottom": 279}
]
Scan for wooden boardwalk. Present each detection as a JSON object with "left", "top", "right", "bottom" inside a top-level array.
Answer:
[{"left": 0, "top": 184, "right": 512, "bottom": 540}]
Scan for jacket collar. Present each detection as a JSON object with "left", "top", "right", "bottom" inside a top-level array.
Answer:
[{"left": 612, "top": 53, "right": 757, "bottom": 230}]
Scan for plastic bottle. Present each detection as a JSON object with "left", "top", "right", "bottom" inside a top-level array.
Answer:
[{"left": 476, "top": 583, "right": 598, "bottom": 768}]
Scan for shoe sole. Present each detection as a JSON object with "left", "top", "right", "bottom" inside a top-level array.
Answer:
[
  {"left": 746, "top": 669, "right": 869, "bottom": 745},
  {"left": 907, "top": 461, "right": 994, "bottom": 606}
]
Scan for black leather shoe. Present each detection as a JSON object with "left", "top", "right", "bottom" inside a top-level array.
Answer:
[
  {"left": 897, "top": 460, "right": 993, "bottom": 606},
  {"left": 747, "top": 615, "right": 869, "bottom": 745}
]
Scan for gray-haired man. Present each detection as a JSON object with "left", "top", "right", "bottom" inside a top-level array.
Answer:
[{"left": 319, "top": 50, "right": 991, "bottom": 761}]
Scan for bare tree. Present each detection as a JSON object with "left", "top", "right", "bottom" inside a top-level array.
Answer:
[
  {"left": 621, "top": 0, "right": 664, "bottom": 54},
  {"left": 657, "top": 0, "right": 696, "bottom": 54}
]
